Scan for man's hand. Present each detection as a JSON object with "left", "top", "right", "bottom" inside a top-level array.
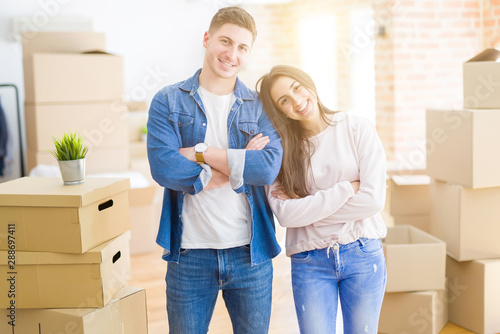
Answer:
[
  {"left": 204, "top": 168, "right": 230, "bottom": 190},
  {"left": 246, "top": 133, "right": 269, "bottom": 150},
  {"left": 179, "top": 147, "right": 196, "bottom": 162}
]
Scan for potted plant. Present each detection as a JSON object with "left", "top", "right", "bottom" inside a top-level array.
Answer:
[
  {"left": 50, "top": 131, "right": 89, "bottom": 185},
  {"left": 141, "top": 125, "right": 147, "bottom": 142}
]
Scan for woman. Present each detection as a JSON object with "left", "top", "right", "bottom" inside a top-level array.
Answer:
[{"left": 256, "top": 65, "right": 387, "bottom": 334}]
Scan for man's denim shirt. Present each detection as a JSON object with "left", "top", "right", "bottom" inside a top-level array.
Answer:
[{"left": 147, "top": 69, "right": 283, "bottom": 265}]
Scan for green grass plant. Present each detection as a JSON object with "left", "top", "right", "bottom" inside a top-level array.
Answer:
[{"left": 50, "top": 132, "right": 89, "bottom": 161}]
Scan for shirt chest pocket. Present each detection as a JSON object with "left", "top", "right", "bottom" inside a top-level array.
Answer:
[
  {"left": 238, "top": 121, "right": 260, "bottom": 144},
  {"left": 168, "top": 112, "right": 194, "bottom": 140}
]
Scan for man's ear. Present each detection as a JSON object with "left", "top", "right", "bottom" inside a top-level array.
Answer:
[{"left": 203, "top": 31, "right": 210, "bottom": 48}]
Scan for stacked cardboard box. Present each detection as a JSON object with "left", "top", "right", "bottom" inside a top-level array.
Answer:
[
  {"left": 423, "top": 48, "right": 500, "bottom": 334},
  {"left": 22, "top": 31, "right": 129, "bottom": 174},
  {"left": 0, "top": 177, "right": 148, "bottom": 333},
  {"left": 379, "top": 225, "right": 448, "bottom": 334}
]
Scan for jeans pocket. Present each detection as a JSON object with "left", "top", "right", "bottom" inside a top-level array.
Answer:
[
  {"left": 291, "top": 250, "right": 311, "bottom": 263},
  {"left": 356, "top": 238, "right": 382, "bottom": 256},
  {"left": 179, "top": 248, "right": 190, "bottom": 255}
]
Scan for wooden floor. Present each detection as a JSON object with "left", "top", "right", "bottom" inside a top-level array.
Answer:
[{"left": 128, "top": 225, "right": 474, "bottom": 334}]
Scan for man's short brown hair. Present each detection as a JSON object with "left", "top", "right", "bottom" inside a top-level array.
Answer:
[{"left": 209, "top": 6, "right": 257, "bottom": 43}]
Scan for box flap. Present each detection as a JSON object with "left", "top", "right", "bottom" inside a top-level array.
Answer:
[
  {"left": 22, "top": 31, "right": 106, "bottom": 58},
  {"left": 391, "top": 174, "right": 431, "bottom": 186},
  {"left": 466, "top": 48, "right": 500, "bottom": 63},
  {"left": 0, "top": 231, "right": 130, "bottom": 265},
  {"left": 0, "top": 177, "right": 130, "bottom": 207}
]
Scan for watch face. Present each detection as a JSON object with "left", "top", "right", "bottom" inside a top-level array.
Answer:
[{"left": 195, "top": 143, "right": 208, "bottom": 153}]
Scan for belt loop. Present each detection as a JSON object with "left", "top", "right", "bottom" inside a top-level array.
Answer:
[{"left": 358, "top": 238, "right": 366, "bottom": 247}]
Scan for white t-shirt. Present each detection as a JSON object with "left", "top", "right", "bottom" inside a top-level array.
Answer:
[{"left": 180, "top": 85, "right": 251, "bottom": 249}]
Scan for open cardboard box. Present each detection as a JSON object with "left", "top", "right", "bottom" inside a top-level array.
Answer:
[
  {"left": 383, "top": 225, "right": 446, "bottom": 292},
  {"left": 1, "top": 286, "right": 146, "bottom": 334},
  {"left": 463, "top": 48, "right": 500, "bottom": 109},
  {"left": 0, "top": 231, "right": 131, "bottom": 309},
  {"left": 0, "top": 177, "right": 130, "bottom": 253},
  {"left": 21, "top": 31, "right": 124, "bottom": 104}
]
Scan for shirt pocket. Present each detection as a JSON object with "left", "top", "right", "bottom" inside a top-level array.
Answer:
[
  {"left": 238, "top": 121, "right": 260, "bottom": 144},
  {"left": 168, "top": 112, "right": 194, "bottom": 140}
]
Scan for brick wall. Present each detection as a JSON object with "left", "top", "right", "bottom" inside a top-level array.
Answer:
[
  {"left": 242, "top": 0, "right": 491, "bottom": 168},
  {"left": 483, "top": 0, "right": 500, "bottom": 47}
]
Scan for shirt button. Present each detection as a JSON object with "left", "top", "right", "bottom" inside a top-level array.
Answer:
[
  {"left": 202, "top": 123, "right": 206, "bottom": 126},
  {"left": 178, "top": 215, "right": 181, "bottom": 218}
]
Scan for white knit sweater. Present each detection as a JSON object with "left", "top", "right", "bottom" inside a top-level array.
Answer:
[{"left": 266, "top": 112, "right": 387, "bottom": 256}]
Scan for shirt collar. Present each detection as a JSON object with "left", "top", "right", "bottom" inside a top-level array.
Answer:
[{"left": 179, "top": 69, "right": 255, "bottom": 102}]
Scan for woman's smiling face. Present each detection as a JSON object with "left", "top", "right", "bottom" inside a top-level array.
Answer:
[{"left": 270, "top": 76, "right": 320, "bottom": 124}]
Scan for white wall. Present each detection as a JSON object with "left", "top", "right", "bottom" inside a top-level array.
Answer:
[{"left": 0, "top": 0, "right": 228, "bottom": 181}]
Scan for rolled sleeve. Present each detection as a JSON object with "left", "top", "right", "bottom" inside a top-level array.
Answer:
[
  {"left": 227, "top": 149, "right": 246, "bottom": 190},
  {"left": 199, "top": 163, "right": 213, "bottom": 188}
]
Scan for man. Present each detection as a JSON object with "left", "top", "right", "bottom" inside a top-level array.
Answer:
[{"left": 147, "top": 6, "right": 283, "bottom": 334}]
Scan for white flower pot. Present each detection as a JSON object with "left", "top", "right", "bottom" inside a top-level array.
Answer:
[{"left": 57, "top": 158, "right": 86, "bottom": 185}]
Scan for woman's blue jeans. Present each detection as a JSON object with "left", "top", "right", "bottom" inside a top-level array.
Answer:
[
  {"left": 291, "top": 238, "right": 387, "bottom": 334},
  {"left": 165, "top": 245, "right": 273, "bottom": 334}
]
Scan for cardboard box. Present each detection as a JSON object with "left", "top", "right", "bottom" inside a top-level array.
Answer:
[
  {"left": 389, "top": 174, "right": 431, "bottom": 215},
  {"left": 430, "top": 179, "right": 500, "bottom": 261},
  {"left": 27, "top": 147, "right": 130, "bottom": 175},
  {"left": 26, "top": 102, "right": 129, "bottom": 151},
  {"left": 0, "top": 177, "right": 130, "bottom": 253},
  {"left": 383, "top": 225, "right": 446, "bottom": 292},
  {"left": 24, "top": 52, "right": 124, "bottom": 104},
  {"left": 426, "top": 108, "right": 500, "bottom": 189},
  {"left": 463, "top": 49, "right": 500, "bottom": 109},
  {"left": 21, "top": 31, "right": 106, "bottom": 58},
  {"left": 379, "top": 288, "right": 448, "bottom": 334},
  {"left": 392, "top": 214, "right": 430, "bottom": 233},
  {"left": 1, "top": 286, "right": 147, "bottom": 334},
  {"left": 0, "top": 231, "right": 131, "bottom": 309},
  {"left": 129, "top": 185, "right": 161, "bottom": 254},
  {"left": 446, "top": 256, "right": 500, "bottom": 334}
]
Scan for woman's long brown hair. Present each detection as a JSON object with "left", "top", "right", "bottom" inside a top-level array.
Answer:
[{"left": 256, "top": 65, "right": 338, "bottom": 199}]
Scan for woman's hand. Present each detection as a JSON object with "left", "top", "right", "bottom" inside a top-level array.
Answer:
[
  {"left": 350, "top": 181, "right": 360, "bottom": 193},
  {"left": 246, "top": 133, "right": 269, "bottom": 150},
  {"left": 271, "top": 185, "right": 291, "bottom": 200}
]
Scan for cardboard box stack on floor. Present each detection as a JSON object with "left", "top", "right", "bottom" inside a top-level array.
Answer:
[
  {"left": 22, "top": 31, "right": 130, "bottom": 174},
  {"left": 423, "top": 49, "right": 500, "bottom": 334},
  {"left": 379, "top": 225, "right": 448, "bottom": 334},
  {"left": 0, "top": 177, "right": 148, "bottom": 333}
]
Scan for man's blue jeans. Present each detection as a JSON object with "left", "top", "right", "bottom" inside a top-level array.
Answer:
[
  {"left": 166, "top": 245, "right": 273, "bottom": 334},
  {"left": 291, "top": 238, "right": 387, "bottom": 334}
]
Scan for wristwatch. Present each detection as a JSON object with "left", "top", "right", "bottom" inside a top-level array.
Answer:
[{"left": 194, "top": 143, "right": 208, "bottom": 164}]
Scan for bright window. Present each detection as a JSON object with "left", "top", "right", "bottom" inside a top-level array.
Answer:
[{"left": 299, "top": 15, "right": 338, "bottom": 110}]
